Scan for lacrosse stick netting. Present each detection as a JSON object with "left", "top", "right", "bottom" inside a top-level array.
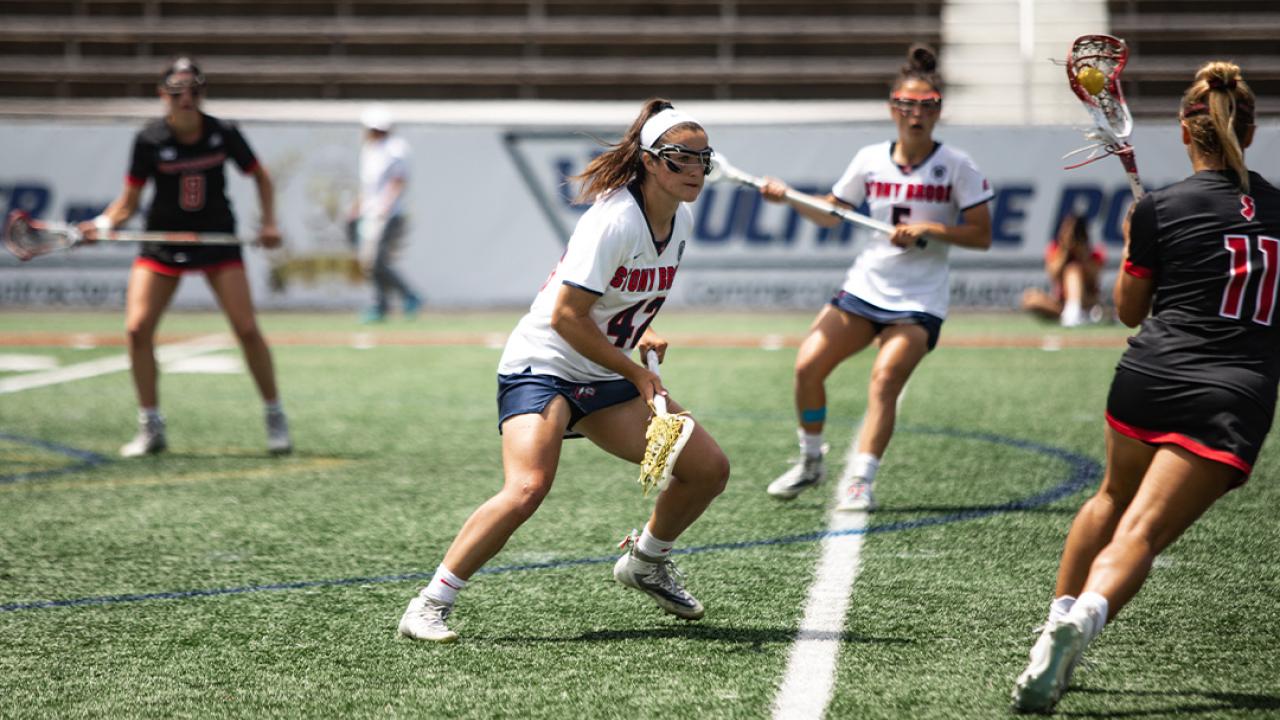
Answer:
[
  {"left": 637, "top": 350, "right": 694, "bottom": 498},
  {"left": 1064, "top": 35, "right": 1145, "bottom": 199},
  {"left": 3, "top": 210, "right": 70, "bottom": 261}
]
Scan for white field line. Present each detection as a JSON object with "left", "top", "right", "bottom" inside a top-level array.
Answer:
[
  {"left": 0, "top": 334, "right": 232, "bottom": 395},
  {"left": 771, "top": 383, "right": 910, "bottom": 720}
]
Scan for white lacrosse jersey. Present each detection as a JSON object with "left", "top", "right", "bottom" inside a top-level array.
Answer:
[
  {"left": 831, "top": 141, "right": 993, "bottom": 318},
  {"left": 499, "top": 185, "right": 690, "bottom": 382},
  {"left": 359, "top": 135, "right": 410, "bottom": 220}
]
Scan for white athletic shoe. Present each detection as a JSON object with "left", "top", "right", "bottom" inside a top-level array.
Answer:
[
  {"left": 398, "top": 593, "right": 459, "bottom": 643},
  {"left": 265, "top": 409, "right": 293, "bottom": 455},
  {"left": 837, "top": 479, "right": 876, "bottom": 512},
  {"left": 613, "top": 540, "right": 704, "bottom": 620},
  {"left": 120, "top": 417, "right": 167, "bottom": 458},
  {"left": 1011, "top": 618, "right": 1087, "bottom": 713},
  {"left": 766, "top": 445, "right": 828, "bottom": 499}
]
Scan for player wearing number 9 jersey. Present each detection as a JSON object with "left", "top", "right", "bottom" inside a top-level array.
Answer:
[
  {"left": 1012, "top": 61, "right": 1272, "bottom": 714},
  {"left": 397, "top": 99, "right": 731, "bottom": 643}
]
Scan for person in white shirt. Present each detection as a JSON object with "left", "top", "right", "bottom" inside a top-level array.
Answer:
[
  {"left": 759, "top": 44, "right": 993, "bottom": 511},
  {"left": 351, "top": 104, "right": 422, "bottom": 323},
  {"left": 397, "top": 99, "right": 731, "bottom": 643}
]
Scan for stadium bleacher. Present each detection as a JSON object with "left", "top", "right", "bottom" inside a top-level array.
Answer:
[{"left": 0, "top": 0, "right": 942, "bottom": 101}]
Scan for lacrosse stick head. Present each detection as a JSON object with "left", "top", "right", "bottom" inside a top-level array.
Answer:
[
  {"left": 1067, "top": 34, "right": 1134, "bottom": 145},
  {"left": 638, "top": 409, "right": 694, "bottom": 497},
  {"left": 3, "top": 210, "right": 62, "bottom": 261}
]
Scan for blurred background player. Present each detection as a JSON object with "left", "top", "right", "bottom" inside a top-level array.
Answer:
[
  {"left": 1021, "top": 212, "right": 1106, "bottom": 327},
  {"left": 397, "top": 99, "right": 731, "bottom": 643},
  {"left": 757, "top": 44, "right": 992, "bottom": 511},
  {"left": 348, "top": 104, "right": 422, "bottom": 323},
  {"left": 1012, "top": 62, "right": 1276, "bottom": 713},
  {"left": 81, "top": 57, "right": 291, "bottom": 458}
]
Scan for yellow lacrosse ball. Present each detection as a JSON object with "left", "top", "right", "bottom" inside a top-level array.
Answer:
[{"left": 1077, "top": 66, "right": 1106, "bottom": 96}]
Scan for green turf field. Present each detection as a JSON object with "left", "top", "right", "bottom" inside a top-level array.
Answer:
[{"left": 1, "top": 310, "right": 1277, "bottom": 719}]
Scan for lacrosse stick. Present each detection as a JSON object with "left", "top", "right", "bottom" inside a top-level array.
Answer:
[
  {"left": 3, "top": 210, "right": 243, "bottom": 262},
  {"left": 709, "top": 152, "right": 900, "bottom": 235},
  {"left": 1064, "top": 34, "right": 1145, "bottom": 199},
  {"left": 637, "top": 349, "right": 695, "bottom": 498}
]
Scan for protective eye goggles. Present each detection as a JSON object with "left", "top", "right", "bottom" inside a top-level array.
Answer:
[
  {"left": 890, "top": 94, "right": 942, "bottom": 114},
  {"left": 644, "top": 144, "right": 715, "bottom": 175},
  {"left": 162, "top": 77, "right": 204, "bottom": 96}
]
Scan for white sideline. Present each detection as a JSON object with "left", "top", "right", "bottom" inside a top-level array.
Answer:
[
  {"left": 771, "top": 385, "right": 909, "bottom": 720},
  {"left": 0, "top": 335, "right": 231, "bottom": 395}
]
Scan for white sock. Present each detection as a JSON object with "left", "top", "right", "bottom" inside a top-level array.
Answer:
[
  {"left": 1067, "top": 591, "right": 1109, "bottom": 642},
  {"left": 799, "top": 431, "right": 825, "bottom": 458},
  {"left": 850, "top": 453, "right": 880, "bottom": 483},
  {"left": 635, "top": 524, "right": 674, "bottom": 560},
  {"left": 1061, "top": 300, "right": 1083, "bottom": 326},
  {"left": 423, "top": 564, "right": 467, "bottom": 606},
  {"left": 138, "top": 407, "right": 162, "bottom": 424},
  {"left": 1048, "top": 595, "right": 1076, "bottom": 624},
  {"left": 264, "top": 400, "right": 284, "bottom": 415}
]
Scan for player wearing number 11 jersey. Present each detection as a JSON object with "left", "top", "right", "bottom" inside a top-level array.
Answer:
[
  {"left": 397, "top": 100, "right": 730, "bottom": 643},
  {"left": 1013, "top": 61, "right": 1273, "bottom": 714}
]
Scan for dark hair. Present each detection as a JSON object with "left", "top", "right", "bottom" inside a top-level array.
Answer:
[
  {"left": 1058, "top": 213, "right": 1089, "bottom": 248},
  {"left": 892, "top": 44, "right": 942, "bottom": 94},
  {"left": 161, "top": 56, "right": 206, "bottom": 89},
  {"left": 572, "top": 98, "right": 702, "bottom": 203},
  {"left": 1180, "top": 61, "right": 1255, "bottom": 192}
]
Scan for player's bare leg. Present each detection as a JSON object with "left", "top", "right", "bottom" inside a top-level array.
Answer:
[
  {"left": 769, "top": 307, "right": 875, "bottom": 499},
  {"left": 120, "top": 265, "right": 180, "bottom": 457},
  {"left": 839, "top": 324, "right": 928, "bottom": 510},
  {"left": 580, "top": 397, "right": 729, "bottom": 619},
  {"left": 207, "top": 265, "right": 291, "bottom": 454}
]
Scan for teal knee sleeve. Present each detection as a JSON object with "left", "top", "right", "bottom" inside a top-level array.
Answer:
[{"left": 801, "top": 408, "right": 827, "bottom": 424}]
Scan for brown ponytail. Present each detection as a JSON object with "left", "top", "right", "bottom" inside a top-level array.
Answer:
[
  {"left": 1180, "top": 61, "right": 1255, "bottom": 192},
  {"left": 573, "top": 98, "right": 691, "bottom": 204}
]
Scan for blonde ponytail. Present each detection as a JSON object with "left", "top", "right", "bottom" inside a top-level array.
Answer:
[{"left": 1180, "top": 61, "right": 1256, "bottom": 192}]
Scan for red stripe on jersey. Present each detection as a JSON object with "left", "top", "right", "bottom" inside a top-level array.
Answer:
[
  {"left": 1123, "top": 260, "right": 1152, "bottom": 278},
  {"left": 242, "top": 160, "right": 261, "bottom": 175},
  {"left": 1105, "top": 411, "right": 1252, "bottom": 475},
  {"left": 126, "top": 175, "right": 147, "bottom": 188}
]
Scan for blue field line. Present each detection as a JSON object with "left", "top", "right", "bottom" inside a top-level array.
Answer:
[
  {"left": 0, "top": 426, "right": 1100, "bottom": 614},
  {"left": 0, "top": 431, "right": 108, "bottom": 485}
]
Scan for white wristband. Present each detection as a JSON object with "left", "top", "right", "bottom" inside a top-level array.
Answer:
[{"left": 93, "top": 214, "right": 114, "bottom": 234}]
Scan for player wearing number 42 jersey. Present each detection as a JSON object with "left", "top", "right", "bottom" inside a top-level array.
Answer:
[
  {"left": 396, "top": 100, "right": 730, "bottom": 643},
  {"left": 1012, "top": 61, "right": 1276, "bottom": 714}
]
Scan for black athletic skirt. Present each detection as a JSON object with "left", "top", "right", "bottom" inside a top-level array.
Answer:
[{"left": 1106, "top": 365, "right": 1273, "bottom": 482}]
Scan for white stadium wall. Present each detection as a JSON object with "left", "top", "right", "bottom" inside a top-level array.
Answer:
[{"left": 2, "top": 115, "right": 1278, "bottom": 311}]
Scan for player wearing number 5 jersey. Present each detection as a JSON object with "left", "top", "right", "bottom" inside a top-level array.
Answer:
[
  {"left": 758, "top": 44, "right": 992, "bottom": 511},
  {"left": 398, "top": 100, "right": 730, "bottom": 643},
  {"left": 1012, "top": 61, "right": 1275, "bottom": 713}
]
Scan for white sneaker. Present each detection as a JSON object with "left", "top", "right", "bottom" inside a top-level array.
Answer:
[
  {"left": 767, "top": 445, "right": 828, "bottom": 499},
  {"left": 120, "top": 417, "right": 166, "bottom": 458},
  {"left": 398, "top": 593, "right": 459, "bottom": 643},
  {"left": 265, "top": 409, "right": 292, "bottom": 455},
  {"left": 1011, "top": 618, "right": 1087, "bottom": 713},
  {"left": 837, "top": 479, "right": 876, "bottom": 512},
  {"left": 613, "top": 540, "right": 704, "bottom": 620}
]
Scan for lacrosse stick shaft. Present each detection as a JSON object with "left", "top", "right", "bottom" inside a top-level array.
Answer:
[{"left": 645, "top": 349, "right": 668, "bottom": 415}]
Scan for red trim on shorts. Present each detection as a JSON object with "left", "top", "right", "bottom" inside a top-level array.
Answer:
[
  {"left": 242, "top": 160, "right": 261, "bottom": 175},
  {"left": 1123, "top": 260, "right": 1152, "bottom": 278},
  {"left": 126, "top": 175, "right": 146, "bottom": 188},
  {"left": 134, "top": 256, "right": 244, "bottom": 277},
  {"left": 1105, "top": 411, "right": 1252, "bottom": 475}
]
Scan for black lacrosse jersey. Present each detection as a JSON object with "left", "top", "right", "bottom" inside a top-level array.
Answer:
[
  {"left": 127, "top": 113, "right": 258, "bottom": 266},
  {"left": 1118, "top": 169, "right": 1280, "bottom": 409}
]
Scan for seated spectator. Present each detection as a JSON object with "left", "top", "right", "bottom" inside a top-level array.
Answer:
[{"left": 1022, "top": 213, "right": 1106, "bottom": 326}]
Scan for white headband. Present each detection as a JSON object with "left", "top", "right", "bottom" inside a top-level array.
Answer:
[{"left": 640, "top": 108, "right": 701, "bottom": 147}]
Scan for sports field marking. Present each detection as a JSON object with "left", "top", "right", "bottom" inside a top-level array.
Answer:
[
  {"left": 0, "top": 334, "right": 231, "bottom": 395},
  {"left": 2, "top": 457, "right": 350, "bottom": 494},
  {"left": 0, "top": 428, "right": 1100, "bottom": 614}
]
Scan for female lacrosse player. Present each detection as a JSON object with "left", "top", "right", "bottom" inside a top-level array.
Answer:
[
  {"left": 1012, "top": 62, "right": 1277, "bottom": 713},
  {"left": 757, "top": 44, "right": 992, "bottom": 511},
  {"left": 80, "top": 57, "right": 291, "bottom": 458},
  {"left": 398, "top": 100, "right": 731, "bottom": 642}
]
